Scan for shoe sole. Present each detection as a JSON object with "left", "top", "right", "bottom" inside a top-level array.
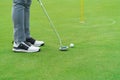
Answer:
[
  {"left": 40, "top": 43, "right": 45, "bottom": 46},
  {"left": 34, "top": 43, "right": 45, "bottom": 47},
  {"left": 12, "top": 48, "right": 40, "bottom": 53}
]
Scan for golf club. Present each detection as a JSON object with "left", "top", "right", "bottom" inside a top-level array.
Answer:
[{"left": 37, "top": 0, "right": 68, "bottom": 51}]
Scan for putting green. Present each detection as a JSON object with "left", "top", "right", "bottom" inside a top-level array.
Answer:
[{"left": 0, "top": 0, "right": 120, "bottom": 80}]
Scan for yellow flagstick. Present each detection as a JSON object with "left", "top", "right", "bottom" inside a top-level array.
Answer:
[{"left": 80, "top": 0, "right": 85, "bottom": 23}]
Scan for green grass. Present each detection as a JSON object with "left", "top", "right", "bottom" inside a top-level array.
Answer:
[{"left": 0, "top": 0, "right": 120, "bottom": 80}]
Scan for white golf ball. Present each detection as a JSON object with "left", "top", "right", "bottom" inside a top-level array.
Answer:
[{"left": 70, "top": 43, "right": 74, "bottom": 48}]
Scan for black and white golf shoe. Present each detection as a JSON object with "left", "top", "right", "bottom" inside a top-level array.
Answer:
[
  {"left": 26, "top": 37, "right": 44, "bottom": 47},
  {"left": 12, "top": 41, "right": 40, "bottom": 53}
]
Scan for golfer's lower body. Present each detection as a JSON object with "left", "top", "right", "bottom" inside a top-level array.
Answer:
[{"left": 12, "top": 0, "right": 44, "bottom": 52}]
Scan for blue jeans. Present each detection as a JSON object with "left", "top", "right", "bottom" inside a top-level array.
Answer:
[{"left": 12, "top": 0, "right": 32, "bottom": 43}]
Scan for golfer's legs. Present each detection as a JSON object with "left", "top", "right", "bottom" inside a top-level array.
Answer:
[
  {"left": 24, "top": 0, "right": 31, "bottom": 38},
  {"left": 12, "top": 0, "right": 31, "bottom": 43},
  {"left": 12, "top": 0, "right": 26, "bottom": 43}
]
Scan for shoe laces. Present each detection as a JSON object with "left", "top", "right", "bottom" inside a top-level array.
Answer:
[{"left": 22, "top": 41, "right": 32, "bottom": 47}]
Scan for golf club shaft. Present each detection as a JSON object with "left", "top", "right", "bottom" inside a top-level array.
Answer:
[{"left": 37, "top": 0, "right": 63, "bottom": 46}]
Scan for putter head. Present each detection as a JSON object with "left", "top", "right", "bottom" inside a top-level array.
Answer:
[{"left": 59, "top": 46, "right": 68, "bottom": 51}]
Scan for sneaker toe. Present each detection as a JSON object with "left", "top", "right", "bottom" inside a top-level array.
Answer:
[
  {"left": 28, "top": 46, "right": 40, "bottom": 52},
  {"left": 34, "top": 41, "right": 44, "bottom": 47}
]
